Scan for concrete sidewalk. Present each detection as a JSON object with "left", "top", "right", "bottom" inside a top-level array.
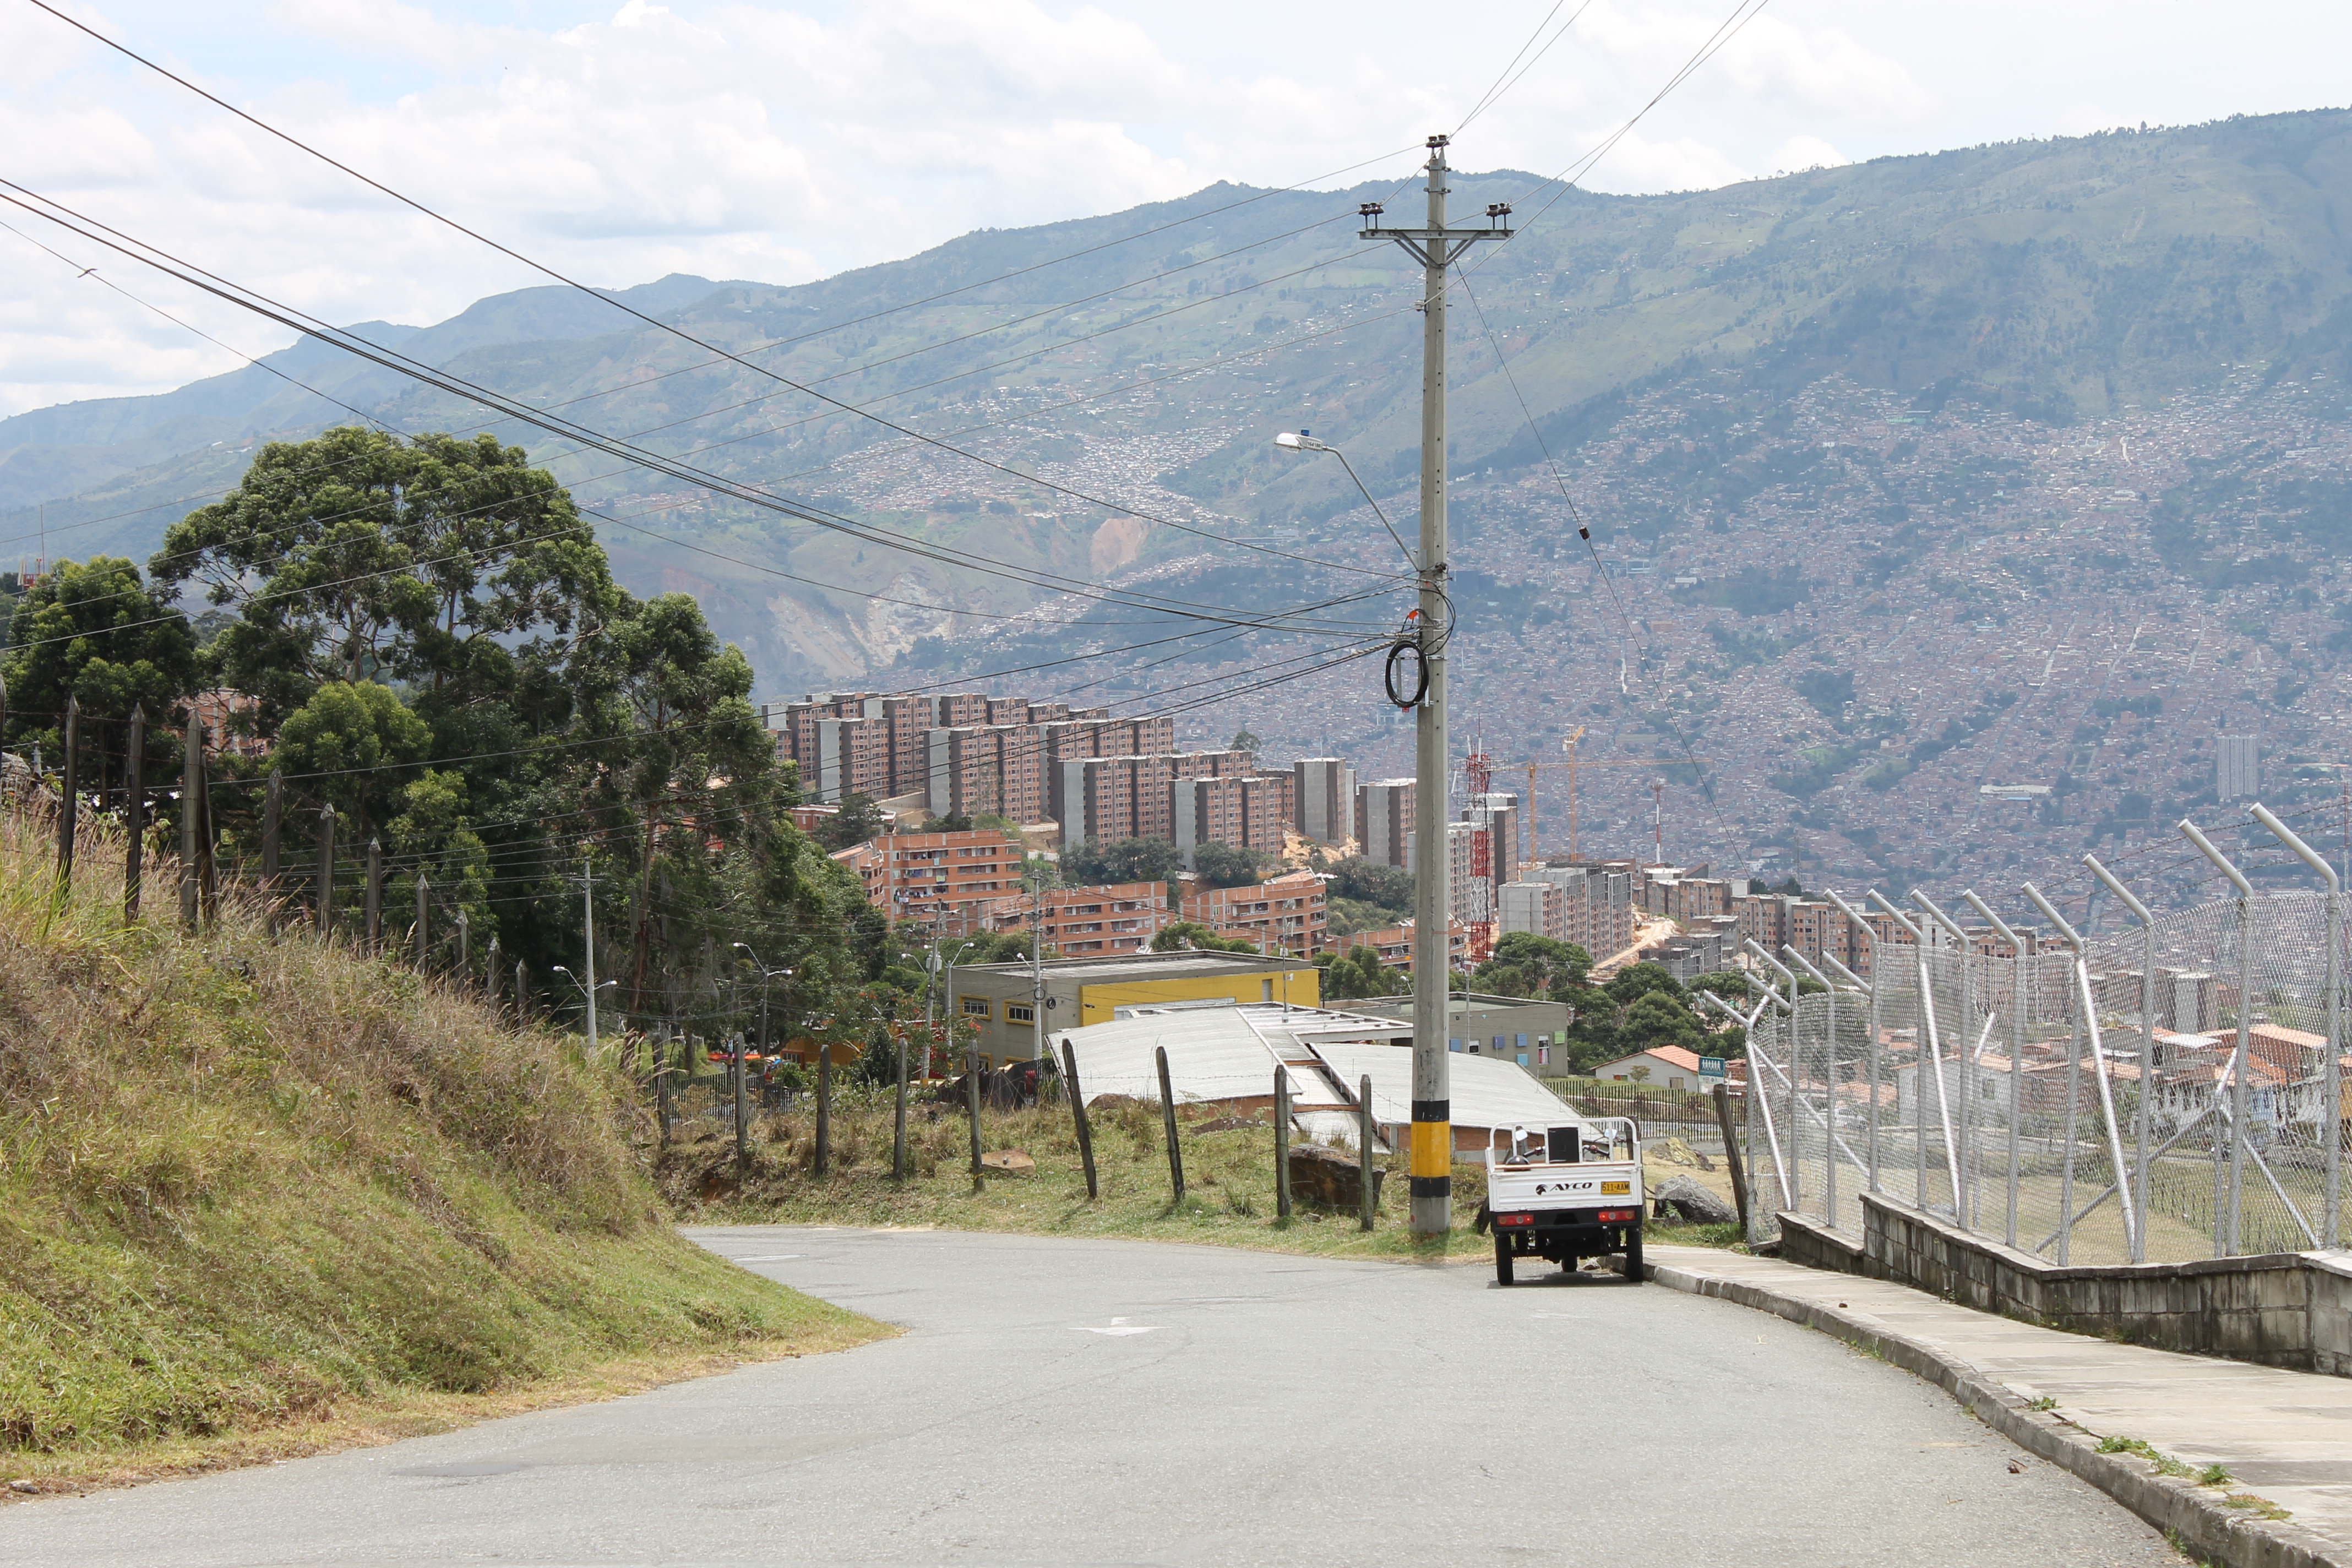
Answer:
[{"left": 1647, "top": 1243, "right": 2352, "bottom": 1568}]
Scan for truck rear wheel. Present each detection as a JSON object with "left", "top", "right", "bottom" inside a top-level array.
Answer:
[
  {"left": 1623, "top": 1227, "right": 1645, "bottom": 1284},
  {"left": 1494, "top": 1232, "right": 1515, "bottom": 1287}
]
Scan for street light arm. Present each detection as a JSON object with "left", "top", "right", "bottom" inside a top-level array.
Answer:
[{"left": 1275, "top": 432, "right": 1416, "bottom": 571}]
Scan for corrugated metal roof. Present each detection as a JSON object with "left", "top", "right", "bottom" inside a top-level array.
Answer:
[
  {"left": 1310, "top": 1040, "right": 1576, "bottom": 1136},
  {"left": 1057, "top": 1005, "right": 1575, "bottom": 1135}
]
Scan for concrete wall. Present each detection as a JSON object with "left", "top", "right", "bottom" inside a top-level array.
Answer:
[{"left": 1778, "top": 1190, "right": 2352, "bottom": 1378}]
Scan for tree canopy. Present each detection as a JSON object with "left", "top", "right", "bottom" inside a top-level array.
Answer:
[
  {"left": 0, "top": 556, "right": 199, "bottom": 759},
  {"left": 1316, "top": 943, "right": 1404, "bottom": 1000},
  {"left": 1063, "top": 835, "right": 1182, "bottom": 888},
  {"left": 1191, "top": 841, "right": 1268, "bottom": 889},
  {"left": 57, "top": 426, "right": 878, "bottom": 1032}
]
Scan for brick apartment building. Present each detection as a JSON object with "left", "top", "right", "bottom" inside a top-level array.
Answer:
[
  {"left": 1182, "top": 869, "right": 1329, "bottom": 954},
  {"left": 979, "top": 881, "right": 1170, "bottom": 957},
  {"left": 829, "top": 829, "right": 1030, "bottom": 932},
  {"left": 1500, "top": 861, "right": 1636, "bottom": 958}
]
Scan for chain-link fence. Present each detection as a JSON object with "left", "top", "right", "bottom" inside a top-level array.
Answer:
[{"left": 1745, "top": 888, "right": 2345, "bottom": 1264}]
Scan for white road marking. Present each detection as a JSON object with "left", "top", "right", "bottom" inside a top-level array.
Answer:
[
  {"left": 1075, "top": 1317, "right": 1157, "bottom": 1336},
  {"left": 732, "top": 1254, "right": 807, "bottom": 1262}
]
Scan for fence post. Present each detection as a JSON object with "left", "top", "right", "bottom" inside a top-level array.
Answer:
[
  {"left": 734, "top": 1028, "right": 752, "bottom": 1179},
  {"left": 366, "top": 837, "right": 383, "bottom": 949},
  {"left": 1359, "top": 1072, "right": 1375, "bottom": 1231},
  {"left": 1157, "top": 1045, "right": 1185, "bottom": 1204},
  {"left": 814, "top": 1036, "right": 831, "bottom": 1177},
  {"left": 967, "top": 1046, "right": 984, "bottom": 1189},
  {"left": 1275, "top": 1068, "right": 1292, "bottom": 1220},
  {"left": 486, "top": 935, "right": 502, "bottom": 1008},
  {"left": 1064, "top": 1038, "right": 1098, "bottom": 1200},
  {"left": 57, "top": 694, "right": 78, "bottom": 889},
  {"left": 514, "top": 960, "right": 526, "bottom": 1020},
  {"left": 891, "top": 1018, "right": 908, "bottom": 1182},
  {"left": 415, "top": 870, "right": 431, "bottom": 970},
  {"left": 655, "top": 1023, "right": 673, "bottom": 1147},
  {"left": 314, "top": 806, "right": 336, "bottom": 935},
  {"left": 181, "top": 707, "right": 202, "bottom": 930},
  {"left": 260, "top": 767, "right": 281, "bottom": 923},
  {"left": 456, "top": 909, "right": 469, "bottom": 984},
  {"left": 2331, "top": 883, "right": 2345, "bottom": 1252},
  {"left": 1712, "top": 1082, "right": 1750, "bottom": 1231},
  {"left": 122, "top": 704, "right": 145, "bottom": 923}
]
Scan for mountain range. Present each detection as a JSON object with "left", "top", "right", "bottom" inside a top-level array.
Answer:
[{"left": 8, "top": 107, "right": 2352, "bottom": 907}]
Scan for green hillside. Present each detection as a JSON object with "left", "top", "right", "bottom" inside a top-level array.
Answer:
[{"left": 0, "top": 820, "right": 881, "bottom": 1488}]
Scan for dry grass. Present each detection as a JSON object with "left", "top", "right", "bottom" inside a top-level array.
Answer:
[
  {"left": 662, "top": 1077, "right": 1754, "bottom": 1262},
  {"left": 0, "top": 812, "right": 885, "bottom": 1483}
]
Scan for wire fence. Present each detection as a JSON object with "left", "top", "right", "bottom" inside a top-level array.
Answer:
[{"left": 1745, "top": 887, "right": 2345, "bottom": 1264}]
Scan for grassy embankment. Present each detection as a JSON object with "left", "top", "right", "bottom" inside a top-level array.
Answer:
[
  {"left": 662, "top": 1074, "right": 1747, "bottom": 1256},
  {"left": 0, "top": 817, "right": 885, "bottom": 1494}
]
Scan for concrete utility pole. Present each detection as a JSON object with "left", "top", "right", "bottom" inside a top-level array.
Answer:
[
  {"left": 1361, "top": 134, "right": 1508, "bottom": 1238},
  {"left": 580, "top": 856, "right": 600, "bottom": 1058}
]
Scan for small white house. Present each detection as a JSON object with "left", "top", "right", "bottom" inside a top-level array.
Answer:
[{"left": 1590, "top": 1044, "right": 1712, "bottom": 1093}]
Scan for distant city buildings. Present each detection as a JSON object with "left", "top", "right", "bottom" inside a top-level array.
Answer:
[
  {"left": 1354, "top": 778, "right": 1414, "bottom": 868},
  {"left": 1293, "top": 758, "right": 1355, "bottom": 846},
  {"left": 2217, "top": 734, "right": 2260, "bottom": 801}
]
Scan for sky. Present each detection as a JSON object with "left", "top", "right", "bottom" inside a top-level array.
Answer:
[{"left": 5, "top": 0, "right": 2352, "bottom": 418}]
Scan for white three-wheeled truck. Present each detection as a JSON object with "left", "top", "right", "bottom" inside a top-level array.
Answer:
[{"left": 1483, "top": 1117, "right": 1646, "bottom": 1286}]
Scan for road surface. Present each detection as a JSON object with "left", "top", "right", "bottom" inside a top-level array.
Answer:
[{"left": 0, "top": 1227, "right": 2180, "bottom": 1566}]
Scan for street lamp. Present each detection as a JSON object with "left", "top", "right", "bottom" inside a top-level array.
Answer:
[
  {"left": 548, "top": 965, "right": 616, "bottom": 1042},
  {"left": 937, "top": 938, "right": 982, "bottom": 1080},
  {"left": 1275, "top": 430, "right": 1417, "bottom": 569},
  {"left": 731, "top": 945, "right": 794, "bottom": 1176}
]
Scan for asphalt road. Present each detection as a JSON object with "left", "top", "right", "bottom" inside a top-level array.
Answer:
[{"left": 0, "top": 1227, "right": 2181, "bottom": 1567}]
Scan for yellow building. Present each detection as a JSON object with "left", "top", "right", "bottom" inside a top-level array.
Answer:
[{"left": 945, "top": 951, "right": 1322, "bottom": 1064}]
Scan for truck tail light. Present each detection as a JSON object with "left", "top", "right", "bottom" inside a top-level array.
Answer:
[
  {"left": 1494, "top": 1212, "right": 1535, "bottom": 1228},
  {"left": 1596, "top": 1208, "right": 1637, "bottom": 1223}
]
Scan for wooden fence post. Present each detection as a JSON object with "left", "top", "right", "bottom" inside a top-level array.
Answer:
[
  {"left": 1064, "top": 1038, "right": 1098, "bottom": 1200},
  {"left": 181, "top": 706, "right": 202, "bottom": 930},
  {"left": 314, "top": 805, "right": 335, "bottom": 934},
  {"left": 486, "top": 935, "right": 502, "bottom": 1008},
  {"left": 1157, "top": 1046, "right": 1185, "bottom": 1204},
  {"left": 1713, "top": 1082, "right": 1751, "bottom": 1232},
  {"left": 260, "top": 768, "right": 281, "bottom": 921},
  {"left": 1360, "top": 1073, "right": 1376, "bottom": 1231},
  {"left": 967, "top": 1046, "right": 984, "bottom": 1189},
  {"left": 814, "top": 1036, "right": 831, "bottom": 1176},
  {"left": 365, "top": 837, "right": 383, "bottom": 949},
  {"left": 57, "top": 694, "right": 78, "bottom": 889},
  {"left": 456, "top": 910, "right": 469, "bottom": 985},
  {"left": 1275, "top": 1068, "right": 1292, "bottom": 1219},
  {"left": 415, "top": 870, "right": 430, "bottom": 969},
  {"left": 122, "top": 704, "right": 145, "bottom": 923}
]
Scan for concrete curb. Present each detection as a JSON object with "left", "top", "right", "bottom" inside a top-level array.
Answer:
[{"left": 1648, "top": 1257, "right": 2344, "bottom": 1568}]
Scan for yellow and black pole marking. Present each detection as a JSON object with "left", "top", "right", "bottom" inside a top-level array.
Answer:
[{"left": 1409, "top": 1099, "right": 1451, "bottom": 1206}]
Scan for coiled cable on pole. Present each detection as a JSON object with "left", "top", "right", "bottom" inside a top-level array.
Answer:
[{"left": 1384, "top": 638, "right": 1428, "bottom": 709}]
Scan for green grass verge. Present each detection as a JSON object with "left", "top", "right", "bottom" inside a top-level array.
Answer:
[{"left": 0, "top": 820, "right": 884, "bottom": 1490}]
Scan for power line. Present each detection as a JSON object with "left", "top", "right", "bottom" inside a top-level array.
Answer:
[
  {"left": 1456, "top": 2, "right": 1599, "bottom": 134},
  {"left": 0, "top": 183, "right": 1407, "bottom": 649},
  {"left": 17, "top": 5, "right": 1412, "bottom": 585}
]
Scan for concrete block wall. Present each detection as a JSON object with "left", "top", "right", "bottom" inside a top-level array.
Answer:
[{"left": 1777, "top": 1191, "right": 2352, "bottom": 1378}]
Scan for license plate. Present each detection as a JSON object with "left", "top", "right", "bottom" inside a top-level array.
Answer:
[{"left": 1602, "top": 1181, "right": 1630, "bottom": 1194}]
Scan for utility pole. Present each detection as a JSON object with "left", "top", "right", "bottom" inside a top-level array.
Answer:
[
  {"left": 1030, "top": 863, "right": 1049, "bottom": 1082},
  {"left": 580, "top": 856, "right": 600, "bottom": 1058},
  {"left": 1361, "top": 134, "right": 1508, "bottom": 1239}
]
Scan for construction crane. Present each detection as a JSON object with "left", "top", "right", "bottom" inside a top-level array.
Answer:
[{"left": 1513, "top": 728, "right": 1711, "bottom": 866}]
